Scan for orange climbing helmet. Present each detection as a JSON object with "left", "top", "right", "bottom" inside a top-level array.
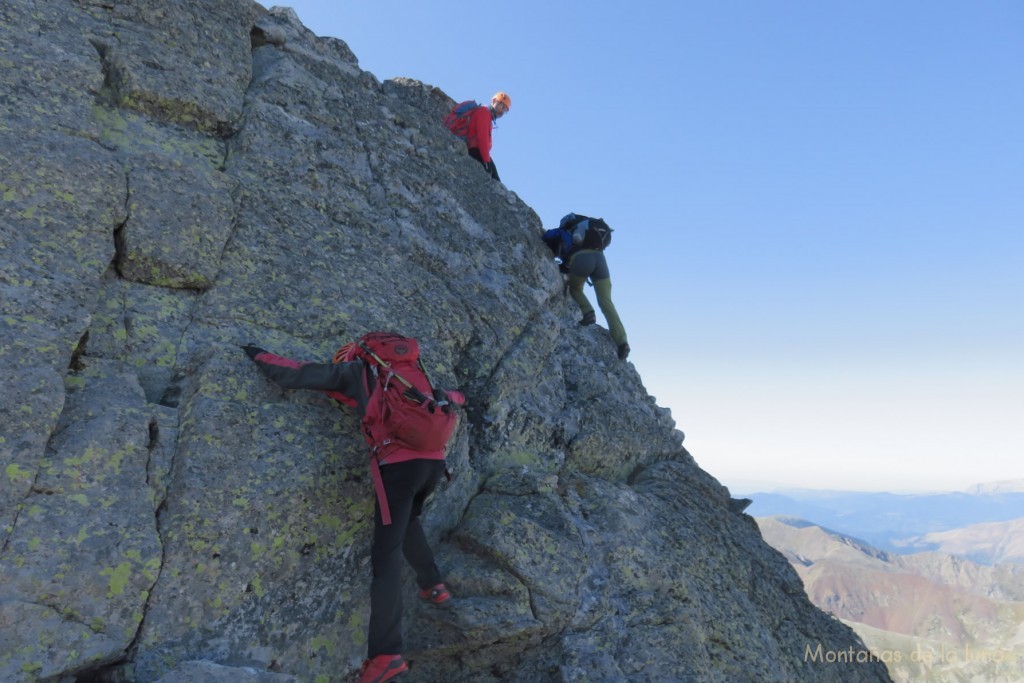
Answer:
[{"left": 491, "top": 92, "right": 511, "bottom": 110}]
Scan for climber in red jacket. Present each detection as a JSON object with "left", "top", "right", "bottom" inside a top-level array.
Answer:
[
  {"left": 463, "top": 92, "right": 510, "bottom": 181},
  {"left": 242, "top": 333, "right": 466, "bottom": 683}
]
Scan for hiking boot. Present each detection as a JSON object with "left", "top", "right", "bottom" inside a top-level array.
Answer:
[
  {"left": 617, "top": 343, "right": 630, "bottom": 361},
  {"left": 578, "top": 310, "right": 596, "bottom": 326},
  {"left": 356, "top": 654, "right": 407, "bottom": 683},
  {"left": 418, "top": 583, "right": 451, "bottom": 605}
]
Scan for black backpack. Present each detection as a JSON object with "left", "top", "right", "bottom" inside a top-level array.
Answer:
[{"left": 564, "top": 214, "right": 613, "bottom": 251}]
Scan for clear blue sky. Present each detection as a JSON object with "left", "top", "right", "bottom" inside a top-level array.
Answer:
[{"left": 279, "top": 1, "right": 1023, "bottom": 493}]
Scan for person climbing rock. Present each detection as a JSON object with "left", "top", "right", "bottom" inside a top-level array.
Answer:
[
  {"left": 542, "top": 213, "right": 630, "bottom": 360},
  {"left": 443, "top": 91, "right": 510, "bottom": 180},
  {"left": 242, "top": 332, "right": 465, "bottom": 683}
]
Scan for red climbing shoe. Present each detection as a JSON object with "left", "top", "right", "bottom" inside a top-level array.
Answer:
[
  {"left": 355, "top": 654, "right": 407, "bottom": 683},
  {"left": 417, "top": 582, "right": 451, "bottom": 605}
]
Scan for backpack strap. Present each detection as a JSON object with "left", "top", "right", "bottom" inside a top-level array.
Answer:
[
  {"left": 369, "top": 457, "right": 392, "bottom": 525},
  {"left": 360, "top": 359, "right": 397, "bottom": 526}
]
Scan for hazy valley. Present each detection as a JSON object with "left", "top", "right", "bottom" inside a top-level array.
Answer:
[{"left": 752, "top": 482, "right": 1024, "bottom": 682}]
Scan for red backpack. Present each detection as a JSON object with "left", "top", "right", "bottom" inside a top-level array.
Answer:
[
  {"left": 443, "top": 100, "right": 483, "bottom": 140},
  {"left": 333, "top": 332, "right": 460, "bottom": 457}
]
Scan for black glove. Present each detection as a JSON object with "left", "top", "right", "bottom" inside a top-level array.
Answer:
[
  {"left": 241, "top": 344, "right": 266, "bottom": 361},
  {"left": 430, "top": 388, "right": 453, "bottom": 415}
]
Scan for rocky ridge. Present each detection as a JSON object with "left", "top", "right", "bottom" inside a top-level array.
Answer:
[{"left": 0, "top": 2, "right": 891, "bottom": 682}]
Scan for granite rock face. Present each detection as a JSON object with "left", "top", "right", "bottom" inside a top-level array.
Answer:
[{"left": 0, "top": 2, "right": 891, "bottom": 682}]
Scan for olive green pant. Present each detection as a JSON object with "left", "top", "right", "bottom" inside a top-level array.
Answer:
[{"left": 568, "top": 251, "right": 628, "bottom": 346}]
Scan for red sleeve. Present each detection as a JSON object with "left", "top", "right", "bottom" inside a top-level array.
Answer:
[{"left": 467, "top": 106, "right": 493, "bottom": 163}]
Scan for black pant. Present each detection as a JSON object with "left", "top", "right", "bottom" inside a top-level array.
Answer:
[
  {"left": 368, "top": 458, "right": 446, "bottom": 657},
  {"left": 467, "top": 147, "right": 499, "bottom": 180}
]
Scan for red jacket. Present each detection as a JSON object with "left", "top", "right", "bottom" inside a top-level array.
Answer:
[
  {"left": 465, "top": 105, "right": 494, "bottom": 162},
  {"left": 248, "top": 350, "right": 461, "bottom": 525}
]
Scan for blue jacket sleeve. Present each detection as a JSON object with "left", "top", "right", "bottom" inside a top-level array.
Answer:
[{"left": 542, "top": 228, "right": 572, "bottom": 259}]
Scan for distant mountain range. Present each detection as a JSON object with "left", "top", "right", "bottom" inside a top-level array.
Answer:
[
  {"left": 743, "top": 480, "right": 1024, "bottom": 561},
  {"left": 894, "top": 518, "right": 1024, "bottom": 565},
  {"left": 758, "top": 516, "right": 1024, "bottom": 683}
]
